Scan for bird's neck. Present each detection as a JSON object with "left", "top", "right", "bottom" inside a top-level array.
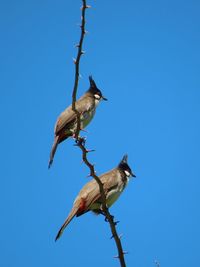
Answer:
[
  {"left": 94, "top": 98, "right": 101, "bottom": 107},
  {"left": 119, "top": 169, "right": 130, "bottom": 186}
]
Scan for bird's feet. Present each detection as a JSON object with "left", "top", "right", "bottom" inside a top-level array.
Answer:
[
  {"left": 104, "top": 215, "right": 119, "bottom": 225},
  {"left": 74, "top": 136, "right": 86, "bottom": 146}
]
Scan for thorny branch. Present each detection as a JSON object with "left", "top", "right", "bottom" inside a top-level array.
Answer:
[
  {"left": 71, "top": 1, "right": 127, "bottom": 267},
  {"left": 75, "top": 138, "right": 127, "bottom": 267},
  {"left": 71, "top": 0, "right": 88, "bottom": 138}
]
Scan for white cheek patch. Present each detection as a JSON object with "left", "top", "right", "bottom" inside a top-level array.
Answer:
[
  {"left": 94, "top": 94, "right": 101, "bottom": 100},
  {"left": 125, "top": 170, "right": 131, "bottom": 177}
]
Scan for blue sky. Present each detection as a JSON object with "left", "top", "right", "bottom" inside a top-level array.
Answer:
[{"left": 1, "top": 0, "right": 200, "bottom": 266}]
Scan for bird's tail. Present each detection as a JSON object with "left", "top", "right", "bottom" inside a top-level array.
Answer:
[
  {"left": 48, "top": 136, "right": 59, "bottom": 169},
  {"left": 55, "top": 206, "right": 78, "bottom": 241}
]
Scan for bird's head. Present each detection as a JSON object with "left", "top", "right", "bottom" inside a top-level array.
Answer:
[
  {"left": 118, "top": 154, "right": 136, "bottom": 178},
  {"left": 88, "top": 76, "right": 107, "bottom": 101}
]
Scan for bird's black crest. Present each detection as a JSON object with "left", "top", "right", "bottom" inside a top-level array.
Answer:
[
  {"left": 118, "top": 154, "right": 128, "bottom": 170},
  {"left": 89, "top": 76, "right": 97, "bottom": 88},
  {"left": 118, "top": 154, "right": 135, "bottom": 177},
  {"left": 88, "top": 76, "right": 102, "bottom": 95}
]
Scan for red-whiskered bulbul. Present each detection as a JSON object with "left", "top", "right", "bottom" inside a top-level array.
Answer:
[
  {"left": 48, "top": 76, "right": 107, "bottom": 168},
  {"left": 55, "top": 155, "right": 136, "bottom": 241}
]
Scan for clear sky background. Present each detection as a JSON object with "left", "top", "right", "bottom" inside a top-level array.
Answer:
[{"left": 1, "top": 0, "right": 200, "bottom": 266}]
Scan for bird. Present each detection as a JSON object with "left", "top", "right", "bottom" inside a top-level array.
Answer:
[
  {"left": 55, "top": 154, "right": 136, "bottom": 241},
  {"left": 48, "top": 76, "right": 107, "bottom": 168}
]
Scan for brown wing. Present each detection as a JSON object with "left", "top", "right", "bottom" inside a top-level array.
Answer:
[
  {"left": 75, "top": 169, "right": 119, "bottom": 212},
  {"left": 55, "top": 106, "right": 76, "bottom": 135},
  {"left": 55, "top": 94, "right": 93, "bottom": 135}
]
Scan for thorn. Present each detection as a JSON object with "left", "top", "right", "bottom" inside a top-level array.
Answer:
[
  {"left": 80, "top": 50, "right": 85, "bottom": 55},
  {"left": 80, "top": 4, "right": 91, "bottom": 10},
  {"left": 77, "top": 23, "right": 83, "bottom": 29},
  {"left": 114, "top": 220, "right": 120, "bottom": 226},
  {"left": 73, "top": 58, "right": 76, "bottom": 64},
  {"left": 75, "top": 44, "right": 80, "bottom": 48},
  {"left": 86, "top": 149, "right": 95, "bottom": 153},
  {"left": 114, "top": 252, "right": 128, "bottom": 258},
  {"left": 114, "top": 255, "right": 120, "bottom": 259},
  {"left": 81, "top": 129, "right": 88, "bottom": 133},
  {"left": 84, "top": 30, "right": 89, "bottom": 34},
  {"left": 119, "top": 234, "right": 123, "bottom": 239}
]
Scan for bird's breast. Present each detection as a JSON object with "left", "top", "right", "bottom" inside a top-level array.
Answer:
[
  {"left": 106, "top": 190, "right": 122, "bottom": 208},
  {"left": 80, "top": 108, "right": 96, "bottom": 129}
]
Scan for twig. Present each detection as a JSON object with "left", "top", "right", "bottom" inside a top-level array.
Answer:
[
  {"left": 76, "top": 138, "right": 126, "bottom": 267},
  {"left": 71, "top": 1, "right": 127, "bottom": 267},
  {"left": 71, "top": 0, "right": 88, "bottom": 138}
]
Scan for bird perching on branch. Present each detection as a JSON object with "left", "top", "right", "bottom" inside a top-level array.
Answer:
[
  {"left": 48, "top": 76, "right": 107, "bottom": 168},
  {"left": 55, "top": 155, "right": 136, "bottom": 241}
]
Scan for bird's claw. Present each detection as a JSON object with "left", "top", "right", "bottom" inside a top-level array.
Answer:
[
  {"left": 104, "top": 214, "right": 115, "bottom": 222},
  {"left": 75, "top": 136, "right": 86, "bottom": 146}
]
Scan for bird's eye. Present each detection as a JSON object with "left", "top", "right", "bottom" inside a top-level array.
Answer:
[{"left": 94, "top": 94, "right": 101, "bottom": 100}]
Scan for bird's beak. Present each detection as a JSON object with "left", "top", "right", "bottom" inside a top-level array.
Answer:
[
  {"left": 102, "top": 96, "right": 108, "bottom": 101},
  {"left": 131, "top": 172, "right": 136, "bottom": 178}
]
